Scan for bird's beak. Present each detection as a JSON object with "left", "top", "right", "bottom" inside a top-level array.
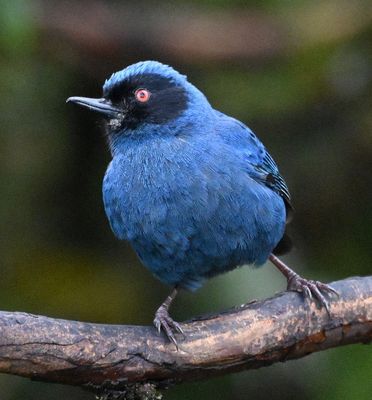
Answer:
[{"left": 66, "top": 96, "right": 122, "bottom": 118}]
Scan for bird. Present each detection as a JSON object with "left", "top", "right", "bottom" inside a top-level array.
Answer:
[{"left": 67, "top": 61, "right": 337, "bottom": 346}]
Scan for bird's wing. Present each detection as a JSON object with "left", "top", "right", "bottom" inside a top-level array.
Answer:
[
  {"left": 250, "top": 150, "right": 294, "bottom": 222},
  {"left": 253, "top": 151, "right": 292, "bottom": 209},
  {"left": 215, "top": 111, "right": 294, "bottom": 254},
  {"left": 255, "top": 150, "right": 294, "bottom": 254},
  {"left": 217, "top": 112, "right": 293, "bottom": 220}
]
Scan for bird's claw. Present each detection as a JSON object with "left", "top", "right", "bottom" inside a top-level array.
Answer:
[
  {"left": 153, "top": 306, "right": 184, "bottom": 348},
  {"left": 287, "top": 275, "right": 339, "bottom": 315}
]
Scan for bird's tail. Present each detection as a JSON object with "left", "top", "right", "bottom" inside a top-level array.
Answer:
[{"left": 273, "top": 233, "right": 292, "bottom": 255}]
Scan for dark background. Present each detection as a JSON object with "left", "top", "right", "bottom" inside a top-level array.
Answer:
[{"left": 0, "top": 0, "right": 371, "bottom": 399}]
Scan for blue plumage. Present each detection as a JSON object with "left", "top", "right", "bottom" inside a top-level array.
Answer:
[
  {"left": 101, "top": 61, "right": 288, "bottom": 290},
  {"left": 68, "top": 61, "right": 336, "bottom": 346}
]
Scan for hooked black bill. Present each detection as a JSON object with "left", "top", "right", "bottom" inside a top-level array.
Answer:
[{"left": 66, "top": 96, "right": 122, "bottom": 118}]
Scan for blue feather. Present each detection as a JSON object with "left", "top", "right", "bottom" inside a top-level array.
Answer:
[{"left": 100, "top": 61, "right": 289, "bottom": 290}]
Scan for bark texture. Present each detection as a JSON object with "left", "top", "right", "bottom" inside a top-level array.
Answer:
[{"left": 0, "top": 276, "right": 371, "bottom": 398}]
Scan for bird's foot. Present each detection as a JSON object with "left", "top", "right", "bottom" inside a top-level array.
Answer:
[
  {"left": 153, "top": 305, "right": 184, "bottom": 348},
  {"left": 269, "top": 254, "right": 339, "bottom": 315},
  {"left": 287, "top": 274, "right": 339, "bottom": 315}
]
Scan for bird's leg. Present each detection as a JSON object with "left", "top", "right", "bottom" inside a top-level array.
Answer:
[
  {"left": 269, "top": 254, "right": 339, "bottom": 314},
  {"left": 153, "top": 287, "right": 184, "bottom": 347}
]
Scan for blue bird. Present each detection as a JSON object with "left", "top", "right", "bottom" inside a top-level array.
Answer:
[{"left": 67, "top": 61, "right": 337, "bottom": 345}]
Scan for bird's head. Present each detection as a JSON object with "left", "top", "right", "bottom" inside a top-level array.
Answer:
[{"left": 67, "top": 61, "right": 210, "bottom": 140}]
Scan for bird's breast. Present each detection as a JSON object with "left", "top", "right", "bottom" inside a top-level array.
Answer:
[
  {"left": 102, "top": 138, "right": 203, "bottom": 241},
  {"left": 102, "top": 135, "right": 286, "bottom": 283}
]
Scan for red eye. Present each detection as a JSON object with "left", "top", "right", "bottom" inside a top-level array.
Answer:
[{"left": 135, "top": 88, "right": 151, "bottom": 103}]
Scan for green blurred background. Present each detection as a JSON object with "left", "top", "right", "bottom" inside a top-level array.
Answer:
[{"left": 0, "top": 0, "right": 371, "bottom": 399}]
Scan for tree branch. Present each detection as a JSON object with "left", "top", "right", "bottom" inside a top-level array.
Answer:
[{"left": 0, "top": 276, "right": 371, "bottom": 398}]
